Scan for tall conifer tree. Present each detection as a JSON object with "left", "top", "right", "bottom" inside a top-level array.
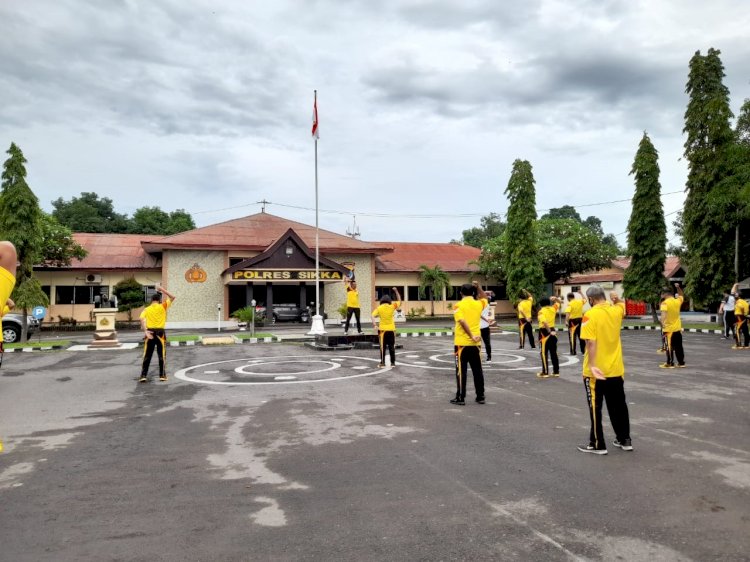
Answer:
[
  {"left": 503, "top": 159, "right": 544, "bottom": 301},
  {"left": 623, "top": 133, "right": 666, "bottom": 321},
  {"left": 682, "top": 48, "right": 735, "bottom": 304}
]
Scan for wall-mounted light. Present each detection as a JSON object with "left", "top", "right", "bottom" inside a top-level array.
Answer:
[{"left": 285, "top": 242, "right": 294, "bottom": 257}]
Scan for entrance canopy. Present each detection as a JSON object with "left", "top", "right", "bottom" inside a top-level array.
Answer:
[{"left": 223, "top": 228, "right": 351, "bottom": 284}]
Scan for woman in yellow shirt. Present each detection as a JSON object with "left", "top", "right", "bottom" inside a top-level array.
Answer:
[{"left": 372, "top": 287, "right": 402, "bottom": 367}]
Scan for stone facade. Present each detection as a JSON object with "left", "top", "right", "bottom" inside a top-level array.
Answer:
[{"left": 165, "top": 250, "right": 227, "bottom": 327}]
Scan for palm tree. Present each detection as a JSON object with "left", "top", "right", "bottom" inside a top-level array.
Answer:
[{"left": 418, "top": 264, "right": 451, "bottom": 317}]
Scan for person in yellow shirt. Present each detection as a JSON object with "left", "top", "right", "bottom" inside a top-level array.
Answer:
[
  {"left": 731, "top": 283, "right": 749, "bottom": 349},
  {"left": 516, "top": 289, "right": 535, "bottom": 349},
  {"left": 451, "top": 282, "right": 487, "bottom": 406},
  {"left": 0, "top": 241, "right": 17, "bottom": 453},
  {"left": 536, "top": 296, "right": 560, "bottom": 378},
  {"left": 343, "top": 277, "right": 363, "bottom": 335},
  {"left": 659, "top": 283, "right": 685, "bottom": 368},
  {"left": 139, "top": 285, "right": 176, "bottom": 382},
  {"left": 372, "top": 287, "right": 402, "bottom": 368},
  {"left": 564, "top": 291, "right": 585, "bottom": 356},
  {"left": 577, "top": 287, "right": 631, "bottom": 455}
]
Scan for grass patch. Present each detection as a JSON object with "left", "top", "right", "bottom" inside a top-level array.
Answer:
[
  {"left": 235, "top": 332, "right": 275, "bottom": 339},
  {"left": 397, "top": 327, "right": 452, "bottom": 334},
  {"left": 5, "top": 340, "right": 71, "bottom": 349},
  {"left": 168, "top": 335, "right": 201, "bottom": 342}
]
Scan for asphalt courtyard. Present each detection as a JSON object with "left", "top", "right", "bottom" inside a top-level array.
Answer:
[{"left": 1, "top": 331, "right": 748, "bottom": 561}]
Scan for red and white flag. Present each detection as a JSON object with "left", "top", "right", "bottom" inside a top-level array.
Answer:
[{"left": 311, "top": 93, "right": 319, "bottom": 139}]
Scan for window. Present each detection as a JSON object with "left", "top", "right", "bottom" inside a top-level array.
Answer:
[
  {"left": 54, "top": 285, "right": 100, "bottom": 305},
  {"left": 408, "top": 286, "right": 432, "bottom": 301},
  {"left": 446, "top": 286, "right": 462, "bottom": 301},
  {"left": 375, "top": 286, "right": 403, "bottom": 301},
  {"left": 229, "top": 257, "right": 245, "bottom": 266},
  {"left": 41, "top": 286, "right": 51, "bottom": 300},
  {"left": 486, "top": 285, "right": 506, "bottom": 300},
  {"left": 571, "top": 286, "right": 581, "bottom": 293}
]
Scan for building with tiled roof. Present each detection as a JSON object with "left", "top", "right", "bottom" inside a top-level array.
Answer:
[{"left": 34, "top": 213, "right": 493, "bottom": 327}]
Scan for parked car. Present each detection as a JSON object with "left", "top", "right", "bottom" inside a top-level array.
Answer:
[
  {"left": 2, "top": 313, "right": 41, "bottom": 343},
  {"left": 255, "top": 304, "right": 310, "bottom": 323}
]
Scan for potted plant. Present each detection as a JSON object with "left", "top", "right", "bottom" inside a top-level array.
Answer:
[{"left": 231, "top": 306, "right": 255, "bottom": 330}]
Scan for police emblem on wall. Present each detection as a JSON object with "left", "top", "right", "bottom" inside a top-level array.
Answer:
[
  {"left": 185, "top": 263, "right": 208, "bottom": 283},
  {"left": 342, "top": 261, "right": 355, "bottom": 281}
]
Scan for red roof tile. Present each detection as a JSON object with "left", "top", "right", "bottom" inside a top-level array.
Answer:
[
  {"left": 374, "top": 242, "right": 480, "bottom": 273},
  {"left": 554, "top": 256, "right": 682, "bottom": 285},
  {"left": 42, "top": 233, "right": 163, "bottom": 270},
  {"left": 141, "top": 212, "right": 390, "bottom": 254}
]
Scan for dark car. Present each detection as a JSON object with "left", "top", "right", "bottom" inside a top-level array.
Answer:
[
  {"left": 2, "top": 313, "right": 41, "bottom": 343},
  {"left": 256, "top": 304, "right": 310, "bottom": 323}
]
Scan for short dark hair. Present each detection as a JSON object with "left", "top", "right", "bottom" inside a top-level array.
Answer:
[
  {"left": 567, "top": 293, "right": 575, "bottom": 300},
  {"left": 151, "top": 293, "right": 161, "bottom": 302},
  {"left": 460, "top": 283, "right": 474, "bottom": 296},
  {"left": 539, "top": 297, "right": 551, "bottom": 307},
  {"left": 380, "top": 294, "right": 392, "bottom": 304}
]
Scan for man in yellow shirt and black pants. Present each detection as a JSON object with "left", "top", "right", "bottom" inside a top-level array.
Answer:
[
  {"left": 372, "top": 287, "right": 402, "bottom": 368},
  {"left": 451, "top": 282, "right": 487, "bottom": 406},
  {"left": 139, "top": 285, "right": 176, "bottom": 383},
  {"left": 659, "top": 283, "right": 685, "bottom": 368},
  {"left": 564, "top": 291, "right": 585, "bottom": 355},
  {"left": 577, "top": 286, "right": 631, "bottom": 455},
  {"left": 343, "top": 277, "right": 363, "bottom": 335},
  {"left": 537, "top": 296, "right": 560, "bottom": 378},
  {"left": 517, "top": 289, "right": 535, "bottom": 349}
]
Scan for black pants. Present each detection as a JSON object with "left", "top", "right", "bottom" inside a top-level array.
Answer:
[
  {"left": 518, "top": 319, "right": 535, "bottom": 348},
  {"left": 454, "top": 345, "right": 484, "bottom": 400},
  {"left": 345, "top": 307, "right": 361, "bottom": 333},
  {"left": 664, "top": 331, "right": 685, "bottom": 366},
  {"left": 735, "top": 315, "right": 749, "bottom": 347},
  {"left": 583, "top": 376, "right": 630, "bottom": 450},
  {"left": 141, "top": 328, "right": 166, "bottom": 377},
  {"left": 379, "top": 330, "right": 396, "bottom": 365},
  {"left": 724, "top": 311, "right": 736, "bottom": 338},
  {"left": 538, "top": 329, "right": 559, "bottom": 375},
  {"left": 568, "top": 318, "right": 585, "bottom": 355},
  {"left": 480, "top": 326, "right": 492, "bottom": 360}
]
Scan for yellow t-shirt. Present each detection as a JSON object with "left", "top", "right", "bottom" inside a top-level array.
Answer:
[
  {"left": 564, "top": 299, "right": 583, "bottom": 320},
  {"left": 2, "top": 305, "right": 9, "bottom": 316},
  {"left": 581, "top": 302, "right": 625, "bottom": 378},
  {"left": 0, "top": 266, "right": 16, "bottom": 312},
  {"left": 454, "top": 297, "right": 487, "bottom": 347},
  {"left": 517, "top": 296, "right": 533, "bottom": 320},
  {"left": 140, "top": 299, "right": 172, "bottom": 329},
  {"left": 660, "top": 296, "right": 683, "bottom": 332},
  {"left": 373, "top": 301, "right": 400, "bottom": 331},
  {"left": 346, "top": 287, "right": 360, "bottom": 308},
  {"left": 537, "top": 302, "right": 560, "bottom": 329},
  {"left": 735, "top": 298, "right": 749, "bottom": 316}
]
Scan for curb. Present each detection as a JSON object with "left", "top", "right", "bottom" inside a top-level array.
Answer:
[
  {"left": 398, "top": 331, "right": 453, "bottom": 338},
  {"left": 622, "top": 325, "right": 724, "bottom": 334},
  {"left": 7, "top": 345, "right": 66, "bottom": 352}
]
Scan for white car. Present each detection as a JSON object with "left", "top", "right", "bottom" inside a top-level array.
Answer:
[{"left": 2, "top": 313, "right": 40, "bottom": 343}]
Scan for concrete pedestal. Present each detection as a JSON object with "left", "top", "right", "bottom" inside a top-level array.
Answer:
[{"left": 88, "top": 308, "right": 123, "bottom": 349}]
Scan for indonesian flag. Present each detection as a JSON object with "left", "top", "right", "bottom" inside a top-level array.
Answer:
[{"left": 311, "top": 94, "right": 319, "bottom": 139}]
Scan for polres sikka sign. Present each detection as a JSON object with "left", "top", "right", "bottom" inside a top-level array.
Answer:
[{"left": 231, "top": 270, "right": 343, "bottom": 281}]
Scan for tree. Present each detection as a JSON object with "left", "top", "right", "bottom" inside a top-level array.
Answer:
[
  {"left": 457, "top": 213, "right": 505, "bottom": 248},
  {"left": 39, "top": 213, "right": 88, "bottom": 267},
  {"left": 52, "top": 192, "right": 130, "bottom": 233},
  {"left": 129, "top": 206, "right": 196, "bottom": 235},
  {"left": 113, "top": 277, "right": 145, "bottom": 321},
  {"left": 682, "top": 48, "right": 736, "bottom": 305},
  {"left": 417, "top": 264, "right": 451, "bottom": 317},
  {"left": 0, "top": 143, "right": 46, "bottom": 340},
  {"left": 536, "top": 218, "right": 617, "bottom": 282},
  {"left": 541, "top": 205, "right": 581, "bottom": 222},
  {"left": 502, "top": 159, "right": 544, "bottom": 302},
  {"left": 623, "top": 133, "right": 667, "bottom": 323}
]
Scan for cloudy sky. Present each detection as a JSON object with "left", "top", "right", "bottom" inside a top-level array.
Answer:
[{"left": 1, "top": 0, "right": 748, "bottom": 246}]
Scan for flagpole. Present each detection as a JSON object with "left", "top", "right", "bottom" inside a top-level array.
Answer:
[{"left": 309, "top": 89, "right": 326, "bottom": 335}]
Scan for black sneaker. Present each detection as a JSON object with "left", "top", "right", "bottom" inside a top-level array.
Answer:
[
  {"left": 449, "top": 398, "right": 466, "bottom": 406},
  {"left": 475, "top": 397, "right": 485, "bottom": 404},
  {"left": 613, "top": 438, "right": 633, "bottom": 451},
  {"left": 577, "top": 444, "right": 607, "bottom": 455}
]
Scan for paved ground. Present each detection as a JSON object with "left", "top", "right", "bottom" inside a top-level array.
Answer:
[{"left": 0, "top": 331, "right": 748, "bottom": 561}]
